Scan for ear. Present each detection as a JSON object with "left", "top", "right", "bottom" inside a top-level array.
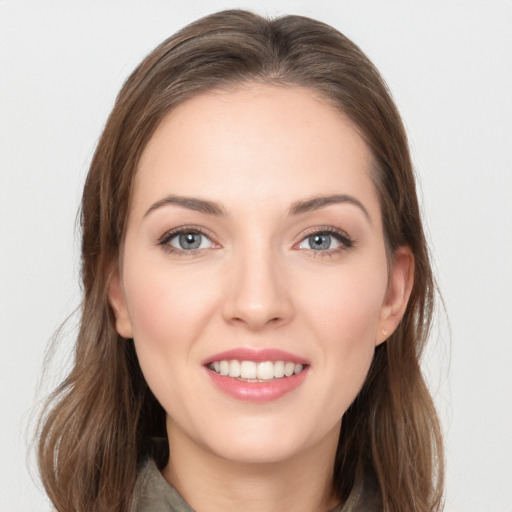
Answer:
[
  {"left": 376, "top": 245, "right": 414, "bottom": 345},
  {"left": 108, "top": 268, "right": 133, "bottom": 339}
]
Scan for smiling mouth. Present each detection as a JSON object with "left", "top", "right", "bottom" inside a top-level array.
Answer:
[{"left": 207, "top": 360, "right": 306, "bottom": 382}]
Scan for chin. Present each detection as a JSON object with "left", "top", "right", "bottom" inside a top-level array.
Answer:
[
  {"left": 190, "top": 414, "right": 337, "bottom": 466},
  {"left": 207, "top": 436, "right": 303, "bottom": 465}
]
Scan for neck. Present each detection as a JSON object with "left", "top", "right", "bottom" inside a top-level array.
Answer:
[{"left": 162, "top": 420, "right": 341, "bottom": 512}]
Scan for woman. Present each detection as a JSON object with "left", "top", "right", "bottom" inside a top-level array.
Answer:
[{"left": 37, "top": 9, "right": 444, "bottom": 512}]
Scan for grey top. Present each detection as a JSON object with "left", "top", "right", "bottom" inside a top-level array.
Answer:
[
  {"left": 130, "top": 459, "right": 194, "bottom": 512},
  {"left": 130, "top": 458, "right": 376, "bottom": 511}
]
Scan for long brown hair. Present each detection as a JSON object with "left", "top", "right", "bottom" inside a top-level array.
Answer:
[{"left": 37, "top": 10, "right": 444, "bottom": 511}]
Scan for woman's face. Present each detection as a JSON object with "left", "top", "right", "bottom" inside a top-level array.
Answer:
[{"left": 110, "top": 84, "right": 412, "bottom": 465}]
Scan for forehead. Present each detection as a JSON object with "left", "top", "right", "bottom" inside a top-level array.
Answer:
[{"left": 133, "top": 84, "right": 379, "bottom": 218}]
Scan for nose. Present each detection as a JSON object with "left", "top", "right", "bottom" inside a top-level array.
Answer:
[{"left": 221, "top": 245, "right": 293, "bottom": 331}]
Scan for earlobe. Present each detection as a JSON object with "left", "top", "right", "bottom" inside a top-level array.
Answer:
[
  {"left": 108, "top": 269, "right": 133, "bottom": 339},
  {"left": 377, "top": 246, "right": 414, "bottom": 345}
]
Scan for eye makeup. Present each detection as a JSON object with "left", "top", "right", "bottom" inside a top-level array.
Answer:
[
  {"left": 295, "top": 225, "right": 354, "bottom": 256},
  {"left": 156, "top": 225, "right": 218, "bottom": 256},
  {"left": 156, "top": 223, "right": 355, "bottom": 259}
]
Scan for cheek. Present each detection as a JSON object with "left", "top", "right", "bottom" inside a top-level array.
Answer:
[
  {"left": 302, "top": 263, "right": 387, "bottom": 342},
  {"left": 121, "top": 255, "right": 225, "bottom": 419},
  {"left": 297, "top": 262, "right": 387, "bottom": 408},
  {"left": 122, "top": 254, "right": 222, "bottom": 360}
]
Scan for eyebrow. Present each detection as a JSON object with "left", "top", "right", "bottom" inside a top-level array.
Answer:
[
  {"left": 288, "top": 194, "right": 371, "bottom": 222},
  {"left": 144, "top": 195, "right": 226, "bottom": 217},
  {"left": 144, "top": 193, "right": 370, "bottom": 222}
]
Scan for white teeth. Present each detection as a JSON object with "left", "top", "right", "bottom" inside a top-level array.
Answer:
[
  {"left": 284, "top": 362, "right": 295, "bottom": 377},
  {"left": 257, "top": 361, "right": 274, "bottom": 380},
  {"left": 219, "top": 360, "right": 229, "bottom": 376},
  {"left": 240, "top": 360, "right": 257, "bottom": 379},
  {"left": 273, "top": 360, "right": 285, "bottom": 378},
  {"left": 228, "top": 360, "right": 241, "bottom": 378},
  {"left": 209, "top": 359, "right": 306, "bottom": 380}
]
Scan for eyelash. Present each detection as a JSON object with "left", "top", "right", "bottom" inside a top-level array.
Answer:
[
  {"left": 156, "top": 226, "right": 355, "bottom": 257},
  {"left": 157, "top": 225, "right": 215, "bottom": 256},
  {"left": 297, "top": 226, "right": 355, "bottom": 258}
]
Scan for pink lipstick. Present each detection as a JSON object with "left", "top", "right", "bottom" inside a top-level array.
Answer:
[{"left": 203, "top": 348, "right": 310, "bottom": 403}]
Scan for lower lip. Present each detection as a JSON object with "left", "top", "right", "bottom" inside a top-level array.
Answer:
[{"left": 206, "top": 367, "right": 309, "bottom": 403}]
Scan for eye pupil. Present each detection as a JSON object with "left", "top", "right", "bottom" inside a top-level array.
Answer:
[
  {"left": 179, "top": 232, "right": 202, "bottom": 250},
  {"left": 309, "top": 234, "right": 331, "bottom": 250}
]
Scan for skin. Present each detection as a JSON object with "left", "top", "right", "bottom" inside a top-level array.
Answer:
[{"left": 109, "top": 84, "right": 413, "bottom": 512}]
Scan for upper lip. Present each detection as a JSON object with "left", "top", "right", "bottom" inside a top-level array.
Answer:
[{"left": 202, "top": 347, "right": 309, "bottom": 366}]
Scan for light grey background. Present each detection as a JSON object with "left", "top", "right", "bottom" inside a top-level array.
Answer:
[{"left": 1, "top": 1, "right": 511, "bottom": 511}]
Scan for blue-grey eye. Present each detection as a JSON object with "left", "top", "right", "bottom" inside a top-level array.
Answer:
[
  {"left": 308, "top": 233, "right": 331, "bottom": 250},
  {"left": 298, "top": 232, "right": 345, "bottom": 251},
  {"left": 168, "top": 231, "right": 212, "bottom": 250}
]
